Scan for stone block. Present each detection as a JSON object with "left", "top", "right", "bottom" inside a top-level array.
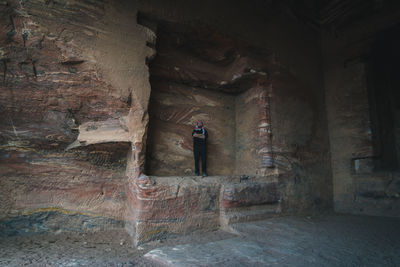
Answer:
[
  {"left": 221, "top": 181, "right": 280, "bottom": 208},
  {"left": 129, "top": 177, "right": 221, "bottom": 245}
]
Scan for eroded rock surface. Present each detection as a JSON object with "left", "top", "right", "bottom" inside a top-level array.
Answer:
[
  {"left": 0, "top": 0, "right": 153, "bottom": 234},
  {"left": 146, "top": 21, "right": 273, "bottom": 176},
  {"left": 1, "top": 0, "right": 335, "bottom": 246}
]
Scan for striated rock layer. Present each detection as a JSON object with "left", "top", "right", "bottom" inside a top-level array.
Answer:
[
  {"left": 128, "top": 16, "right": 331, "bottom": 244},
  {"left": 1, "top": 0, "right": 334, "bottom": 245},
  {"left": 0, "top": 0, "right": 154, "bottom": 234}
]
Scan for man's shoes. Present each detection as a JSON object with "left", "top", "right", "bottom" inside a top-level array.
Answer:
[
  {"left": 195, "top": 172, "right": 199, "bottom": 176},
  {"left": 202, "top": 173, "right": 207, "bottom": 177}
]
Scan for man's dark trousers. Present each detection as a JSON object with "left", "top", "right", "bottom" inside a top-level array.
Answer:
[{"left": 194, "top": 144, "right": 206, "bottom": 174}]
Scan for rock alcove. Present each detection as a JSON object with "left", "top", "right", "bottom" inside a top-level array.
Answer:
[{"left": 144, "top": 18, "right": 275, "bottom": 177}]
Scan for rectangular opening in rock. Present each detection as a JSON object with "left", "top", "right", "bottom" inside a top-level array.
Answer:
[
  {"left": 367, "top": 24, "right": 400, "bottom": 171},
  {"left": 145, "top": 19, "right": 272, "bottom": 177}
]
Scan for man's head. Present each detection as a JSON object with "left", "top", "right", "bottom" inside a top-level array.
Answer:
[{"left": 196, "top": 121, "right": 204, "bottom": 127}]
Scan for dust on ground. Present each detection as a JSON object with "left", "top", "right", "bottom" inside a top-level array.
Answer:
[
  {"left": 0, "top": 227, "right": 234, "bottom": 266},
  {"left": 1, "top": 214, "right": 400, "bottom": 266}
]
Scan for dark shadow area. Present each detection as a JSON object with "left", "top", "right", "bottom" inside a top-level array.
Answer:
[{"left": 367, "top": 23, "right": 400, "bottom": 171}]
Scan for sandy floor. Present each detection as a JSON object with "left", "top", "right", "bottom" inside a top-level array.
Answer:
[{"left": 1, "top": 214, "right": 399, "bottom": 266}]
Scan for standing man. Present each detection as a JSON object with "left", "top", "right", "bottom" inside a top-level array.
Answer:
[{"left": 192, "top": 121, "right": 208, "bottom": 177}]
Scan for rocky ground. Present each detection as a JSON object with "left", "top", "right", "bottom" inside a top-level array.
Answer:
[
  {"left": 0, "top": 229, "right": 145, "bottom": 266},
  {"left": 1, "top": 214, "right": 399, "bottom": 266},
  {"left": 0, "top": 227, "right": 235, "bottom": 266}
]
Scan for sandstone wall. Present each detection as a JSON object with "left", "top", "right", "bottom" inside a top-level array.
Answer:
[
  {"left": 0, "top": 0, "right": 154, "bottom": 234},
  {"left": 323, "top": 13, "right": 400, "bottom": 217},
  {"left": 135, "top": 1, "right": 333, "bottom": 213},
  {"left": 144, "top": 19, "right": 270, "bottom": 177},
  {"left": 146, "top": 82, "right": 236, "bottom": 176},
  {"left": 1, "top": 0, "right": 333, "bottom": 242},
  {"left": 235, "top": 86, "right": 269, "bottom": 175},
  {"left": 129, "top": 0, "right": 333, "bottom": 244}
]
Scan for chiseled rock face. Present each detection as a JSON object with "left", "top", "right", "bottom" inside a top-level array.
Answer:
[
  {"left": 324, "top": 27, "right": 400, "bottom": 217},
  {"left": 0, "top": 0, "right": 153, "bottom": 234},
  {"left": 146, "top": 81, "right": 237, "bottom": 176},
  {"left": 129, "top": 176, "right": 281, "bottom": 245},
  {"left": 132, "top": 177, "right": 221, "bottom": 244},
  {"left": 1, "top": 0, "right": 333, "bottom": 243},
  {"left": 146, "top": 20, "right": 273, "bottom": 177},
  {"left": 221, "top": 181, "right": 280, "bottom": 208}
]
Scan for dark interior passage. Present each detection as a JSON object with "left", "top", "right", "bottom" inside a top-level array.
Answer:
[{"left": 368, "top": 24, "right": 400, "bottom": 171}]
